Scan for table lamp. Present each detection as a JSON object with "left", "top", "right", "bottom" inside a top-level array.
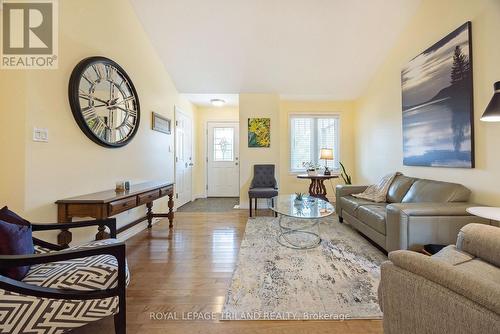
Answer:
[
  {"left": 480, "top": 81, "right": 500, "bottom": 122},
  {"left": 319, "top": 148, "right": 333, "bottom": 175}
]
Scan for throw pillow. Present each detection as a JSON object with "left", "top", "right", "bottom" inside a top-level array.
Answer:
[{"left": 0, "top": 207, "right": 34, "bottom": 280}]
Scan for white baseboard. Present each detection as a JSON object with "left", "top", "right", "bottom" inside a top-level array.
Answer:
[
  {"left": 117, "top": 218, "right": 161, "bottom": 242},
  {"left": 192, "top": 193, "right": 207, "bottom": 200}
]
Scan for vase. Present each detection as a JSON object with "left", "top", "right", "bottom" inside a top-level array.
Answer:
[{"left": 307, "top": 170, "right": 318, "bottom": 176}]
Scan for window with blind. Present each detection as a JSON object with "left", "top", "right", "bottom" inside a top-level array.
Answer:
[{"left": 289, "top": 115, "right": 340, "bottom": 173}]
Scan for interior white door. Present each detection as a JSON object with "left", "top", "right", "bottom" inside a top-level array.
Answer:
[
  {"left": 207, "top": 122, "right": 239, "bottom": 197},
  {"left": 175, "top": 107, "right": 193, "bottom": 208}
]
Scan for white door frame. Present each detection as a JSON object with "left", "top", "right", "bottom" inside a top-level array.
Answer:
[
  {"left": 206, "top": 121, "right": 240, "bottom": 197},
  {"left": 174, "top": 106, "right": 193, "bottom": 209}
]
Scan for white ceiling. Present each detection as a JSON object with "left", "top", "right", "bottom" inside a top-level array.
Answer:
[{"left": 130, "top": 0, "right": 420, "bottom": 101}]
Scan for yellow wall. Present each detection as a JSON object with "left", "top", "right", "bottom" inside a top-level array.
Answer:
[
  {"left": 279, "top": 100, "right": 356, "bottom": 200},
  {"left": 355, "top": 0, "right": 500, "bottom": 205},
  {"left": 0, "top": 71, "right": 26, "bottom": 212},
  {"left": 0, "top": 0, "right": 195, "bottom": 243},
  {"left": 193, "top": 106, "right": 239, "bottom": 197},
  {"left": 239, "top": 94, "right": 280, "bottom": 208},
  {"left": 237, "top": 97, "right": 356, "bottom": 207}
]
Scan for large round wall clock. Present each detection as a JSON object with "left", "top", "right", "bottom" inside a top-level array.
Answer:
[{"left": 68, "top": 56, "right": 140, "bottom": 148}]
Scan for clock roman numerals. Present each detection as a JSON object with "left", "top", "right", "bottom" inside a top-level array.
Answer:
[
  {"left": 81, "top": 107, "right": 97, "bottom": 121},
  {"left": 91, "top": 119, "right": 106, "bottom": 139}
]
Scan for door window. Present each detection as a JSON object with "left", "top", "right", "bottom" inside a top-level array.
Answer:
[{"left": 213, "top": 127, "right": 234, "bottom": 161}]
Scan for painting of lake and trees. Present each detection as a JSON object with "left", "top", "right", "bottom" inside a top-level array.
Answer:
[{"left": 401, "top": 22, "right": 474, "bottom": 168}]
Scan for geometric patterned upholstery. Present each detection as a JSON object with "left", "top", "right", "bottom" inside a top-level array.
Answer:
[{"left": 0, "top": 239, "right": 130, "bottom": 334}]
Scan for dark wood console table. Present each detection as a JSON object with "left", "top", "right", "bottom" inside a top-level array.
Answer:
[
  {"left": 297, "top": 174, "right": 338, "bottom": 202},
  {"left": 56, "top": 181, "right": 174, "bottom": 247}
]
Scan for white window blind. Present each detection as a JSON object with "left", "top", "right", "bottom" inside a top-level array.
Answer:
[{"left": 290, "top": 115, "right": 340, "bottom": 173}]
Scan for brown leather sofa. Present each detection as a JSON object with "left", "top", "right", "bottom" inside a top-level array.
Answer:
[{"left": 335, "top": 174, "right": 491, "bottom": 252}]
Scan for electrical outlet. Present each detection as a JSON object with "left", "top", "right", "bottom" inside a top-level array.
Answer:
[{"left": 33, "top": 128, "right": 48, "bottom": 142}]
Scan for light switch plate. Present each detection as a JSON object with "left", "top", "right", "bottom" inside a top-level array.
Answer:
[{"left": 33, "top": 127, "right": 49, "bottom": 142}]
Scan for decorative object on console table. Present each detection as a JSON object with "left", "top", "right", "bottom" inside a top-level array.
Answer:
[
  {"left": 55, "top": 181, "right": 174, "bottom": 248},
  {"left": 480, "top": 81, "right": 500, "bottom": 122},
  {"left": 115, "top": 181, "right": 125, "bottom": 192},
  {"left": 319, "top": 148, "right": 334, "bottom": 175},
  {"left": 152, "top": 111, "right": 172, "bottom": 134},
  {"left": 297, "top": 174, "right": 338, "bottom": 202},
  {"left": 248, "top": 118, "right": 271, "bottom": 147},
  {"left": 402, "top": 22, "right": 474, "bottom": 168}
]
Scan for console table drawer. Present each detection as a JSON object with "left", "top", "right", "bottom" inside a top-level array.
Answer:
[
  {"left": 160, "top": 186, "right": 172, "bottom": 197},
  {"left": 109, "top": 197, "right": 137, "bottom": 215},
  {"left": 138, "top": 190, "right": 160, "bottom": 205}
]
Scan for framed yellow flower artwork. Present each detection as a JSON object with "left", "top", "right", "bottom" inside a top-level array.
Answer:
[{"left": 248, "top": 118, "right": 270, "bottom": 147}]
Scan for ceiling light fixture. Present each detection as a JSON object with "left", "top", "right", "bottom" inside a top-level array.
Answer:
[{"left": 210, "top": 99, "right": 226, "bottom": 107}]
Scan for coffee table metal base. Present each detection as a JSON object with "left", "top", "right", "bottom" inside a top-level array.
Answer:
[{"left": 277, "top": 214, "right": 321, "bottom": 250}]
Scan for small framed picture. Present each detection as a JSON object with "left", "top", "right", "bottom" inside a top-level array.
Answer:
[{"left": 152, "top": 112, "right": 171, "bottom": 134}]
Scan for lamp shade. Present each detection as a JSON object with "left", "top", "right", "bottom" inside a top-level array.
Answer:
[
  {"left": 480, "top": 81, "right": 500, "bottom": 122},
  {"left": 319, "top": 148, "right": 334, "bottom": 160}
]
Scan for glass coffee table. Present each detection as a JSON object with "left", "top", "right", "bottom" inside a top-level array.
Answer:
[{"left": 269, "top": 195, "right": 335, "bottom": 249}]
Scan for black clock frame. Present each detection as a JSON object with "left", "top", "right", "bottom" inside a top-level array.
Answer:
[{"left": 68, "top": 56, "right": 141, "bottom": 148}]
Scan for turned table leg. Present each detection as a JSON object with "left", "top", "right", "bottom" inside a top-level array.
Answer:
[
  {"left": 57, "top": 204, "right": 72, "bottom": 248},
  {"left": 167, "top": 193, "right": 174, "bottom": 228},
  {"left": 308, "top": 179, "right": 329, "bottom": 202},
  {"left": 96, "top": 224, "right": 110, "bottom": 240},
  {"left": 146, "top": 202, "right": 153, "bottom": 228}
]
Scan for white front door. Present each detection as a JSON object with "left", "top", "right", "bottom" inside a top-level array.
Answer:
[
  {"left": 207, "top": 122, "right": 239, "bottom": 197},
  {"left": 175, "top": 107, "right": 193, "bottom": 207}
]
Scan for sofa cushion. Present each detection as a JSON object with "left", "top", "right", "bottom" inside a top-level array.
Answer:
[
  {"left": 357, "top": 205, "right": 387, "bottom": 235},
  {"left": 339, "top": 196, "right": 375, "bottom": 217},
  {"left": 387, "top": 175, "right": 416, "bottom": 203},
  {"left": 434, "top": 245, "right": 500, "bottom": 286},
  {"left": 23, "top": 239, "right": 130, "bottom": 290},
  {"left": 432, "top": 245, "right": 474, "bottom": 265},
  {"left": 456, "top": 223, "right": 500, "bottom": 268},
  {"left": 454, "top": 258, "right": 500, "bottom": 286},
  {"left": 402, "top": 179, "right": 471, "bottom": 203}
]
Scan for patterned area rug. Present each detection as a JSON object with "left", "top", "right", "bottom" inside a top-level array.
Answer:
[{"left": 222, "top": 216, "right": 387, "bottom": 320}]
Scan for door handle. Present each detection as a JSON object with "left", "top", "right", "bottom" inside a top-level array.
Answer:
[
  {"left": 189, "top": 163, "right": 194, "bottom": 166},
  {"left": 235, "top": 162, "right": 239, "bottom": 166}
]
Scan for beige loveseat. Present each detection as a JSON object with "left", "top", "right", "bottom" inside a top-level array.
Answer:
[
  {"left": 378, "top": 223, "right": 500, "bottom": 334},
  {"left": 336, "top": 174, "right": 490, "bottom": 251}
]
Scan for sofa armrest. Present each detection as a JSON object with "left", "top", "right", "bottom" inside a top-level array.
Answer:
[
  {"left": 336, "top": 184, "right": 369, "bottom": 197},
  {"left": 387, "top": 250, "right": 500, "bottom": 315},
  {"left": 385, "top": 203, "right": 490, "bottom": 252},
  {"left": 335, "top": 185, "right": 368, "bottom": 215},
  {"left": 456, "top": 223, "right": 500, "bottom": 267}
]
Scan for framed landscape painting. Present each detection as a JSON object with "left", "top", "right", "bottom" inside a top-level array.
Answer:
[
  {"left": 402, "top": 22, "right": 474, "bottom": 168},
  {"left": 248, "top": 118, "right": 270, "bottom": 147}
]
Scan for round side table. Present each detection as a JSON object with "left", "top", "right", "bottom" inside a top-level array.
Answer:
[
  {"left": 466, "top": 207, "right": 500, "bottom": 221},
  {"left": 297, "top": 174, "right": 338, "bottom": 202}
]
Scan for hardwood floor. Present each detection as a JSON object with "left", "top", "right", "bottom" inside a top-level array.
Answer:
[{"left": 76, "top": 210, "right": 383, "bottom": 334}]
